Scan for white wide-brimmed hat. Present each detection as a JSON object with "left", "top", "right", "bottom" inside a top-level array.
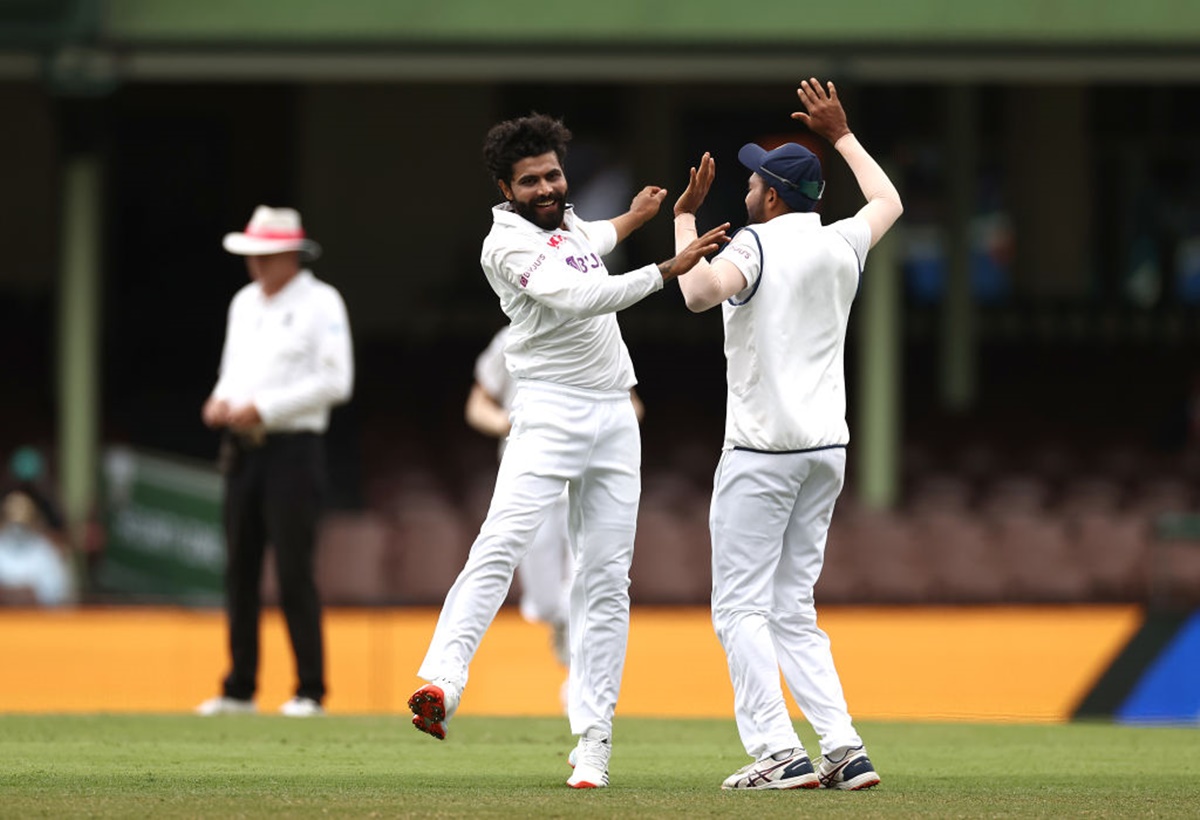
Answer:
[{"left": 222, "top": 205, "right": 322, "bottom": 260}]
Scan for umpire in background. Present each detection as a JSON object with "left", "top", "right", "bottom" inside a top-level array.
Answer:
[{"left": 196, "top": 205, "right": 354, "bottom": 717}]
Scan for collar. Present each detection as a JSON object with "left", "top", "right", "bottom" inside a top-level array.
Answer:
[
  {"left": 762, "top": 211, "right": 822, "bottom": 231},
  {"left": 255, "top": 269, "right": 312, "bottom": 302}
]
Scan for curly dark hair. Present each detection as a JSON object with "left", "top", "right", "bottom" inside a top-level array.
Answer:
[{"left": 483, "top": 113, "right": 572, "bottom": 184}]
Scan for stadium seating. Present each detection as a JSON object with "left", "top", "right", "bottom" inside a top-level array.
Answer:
[{"left": 315, "top": 417, "right": 1200, "bottom": 608}]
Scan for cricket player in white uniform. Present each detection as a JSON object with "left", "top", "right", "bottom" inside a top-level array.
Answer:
[
  {"left": 672, "top": 78, "right": 903, "bottom": 791},
  {"left": 409, "top": 113, "right": 727, "bottom": 790}
]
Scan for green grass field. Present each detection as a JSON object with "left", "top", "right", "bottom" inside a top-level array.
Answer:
[{"left": 1, "top": 715, "right": 1198, "bottom": 818}]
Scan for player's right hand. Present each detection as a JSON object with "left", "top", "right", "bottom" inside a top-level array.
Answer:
[{"left": 659, "top": 223, "right": 730, "bottom": 281}]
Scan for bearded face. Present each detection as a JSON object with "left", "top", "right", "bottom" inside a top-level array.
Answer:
[
  {"left": 511, "top": 190, "right": 567, "bottom": 230},
  {"left": 501, "top": 152, "right": 570, "bottom": 231}
]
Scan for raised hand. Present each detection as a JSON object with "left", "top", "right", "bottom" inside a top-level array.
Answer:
[
  {"left": 673, "top": 152, "right": 716, "bottom": 217},
  {"left": 791, "top": 78, "right": 852, "bottom": 144},
  {"left": 629, "top": 185, "right": 668, "bottom": 224}
]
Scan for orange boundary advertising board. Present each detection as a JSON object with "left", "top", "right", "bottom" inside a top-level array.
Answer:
[{"left": 0, "top": 605, "right": 1140, "bottom": 721}]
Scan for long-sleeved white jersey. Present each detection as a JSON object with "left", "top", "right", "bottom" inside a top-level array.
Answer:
[
  {"left": 480, "top": 203, "right": 663, "bottom": 392},
  {"left": 211, "top": 270, "right": 354, "bottom": 432}
]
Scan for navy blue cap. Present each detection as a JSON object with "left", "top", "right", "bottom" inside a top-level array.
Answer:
[{"left": 738, "top": 142, "right": 824, "bottom": 212}]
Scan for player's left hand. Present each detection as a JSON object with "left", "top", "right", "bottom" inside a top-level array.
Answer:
[
  {"left": 226, "top": 403, "right": 263, "bottom": 431},
  {"left": 629, "top": 186, "right": 667, "bottom": 224},
  {"left": 792, "top": 77, "right": 852, "bottom": 144},
  {"left": 674, "top": 152, "right": 715, "bottom": 217}
]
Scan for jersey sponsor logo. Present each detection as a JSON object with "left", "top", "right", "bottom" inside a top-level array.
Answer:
[
  {"left": 730, "top": 243, "right": 753, "bottom": 261},
  {"left": 519, "top": 253, "right": 546, "bottom": 287},
  {"left": 547, "top": 234, "right": 565, "bottom": 248},
  {"left": 564, "top": 253, "right": 604, "bottom": 274}
]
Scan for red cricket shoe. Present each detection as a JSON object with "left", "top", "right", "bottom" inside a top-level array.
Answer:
[{"left": 408, "top": 684, "right": 448, "bottom": 740}]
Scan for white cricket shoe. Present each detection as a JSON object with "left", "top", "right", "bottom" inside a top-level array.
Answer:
[
  {"left": 279, "top": 696, "right": 324, "bottom": 717},
  {"left": 407, "top": 678, "right": 461, "bottom": 741},
  {"left": 195, "top": 696, "right": 256, "bottom": 716},
  {"left": 817, "top": 745, "right": 881, "bottom": 790},
  {"left": 721, "top": 747, "right": 820, "bottom": 790},
  {"left": 566, "top": 729, "right": 611, "bottom": 789}
]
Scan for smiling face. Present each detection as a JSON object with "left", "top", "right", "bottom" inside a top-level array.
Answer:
[{"left": 498, "top": 151, "right": 569, "bottom": 231}]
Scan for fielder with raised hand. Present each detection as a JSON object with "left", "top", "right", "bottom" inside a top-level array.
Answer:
[
  {"left": 409, "top": 113, "right": 728, "bottom": 790},
  {"left": 672, "top": 78, "right": 903, "bottom": 792}
]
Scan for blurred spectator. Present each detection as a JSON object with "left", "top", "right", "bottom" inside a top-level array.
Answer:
[
  {"left": 5, "top": 446, "right": 65, "bottom": 543},
  {"left": 0, "top": 490, "right": 74, "bottom": 606}
]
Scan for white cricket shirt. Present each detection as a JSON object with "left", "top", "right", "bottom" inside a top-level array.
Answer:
[
  {"left": 474, "top": 325, "right": 515, "bottom": 411},
  {"left": 474, "top": 324, "right": 516, "bottom": 460},
  {"left": 480, "top": 203, "right": 663, "bottom": 392},
  {"left": 715, "top": 212, "right": 871, "bottom": 452},
  {"left": 211, "top": 269, "right": 354, "bottom": 433}
]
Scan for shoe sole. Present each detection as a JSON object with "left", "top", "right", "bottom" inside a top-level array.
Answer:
[
  {"left": 196, "top": 699, "right": 256, "bottom": 716},
  {"left": 820, "top": 773, "right": 881, "bottom": 790},
  {"left": 721, "top": 775, "right": 819, "bottom": 791},
  {"left": 835, "top": 773, "right": 881, "bottom": 790},
  {"left": 408, "top": 685, "right": 447, "bottom": 740},
  {"left": 566, "top": 770, "right": 608, "bottom": 789}
]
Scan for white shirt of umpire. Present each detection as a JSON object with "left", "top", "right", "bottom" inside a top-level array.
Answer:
[
  {"left": 212, "top": 269, "right": 354, "bottom": 432},
  {"left": 708, "top": 213, "right": 872, "bottom": 760}
]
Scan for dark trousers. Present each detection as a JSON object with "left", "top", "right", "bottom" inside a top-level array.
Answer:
[{"left": 220, "top": 432, "right": 326, "bottom": 703}]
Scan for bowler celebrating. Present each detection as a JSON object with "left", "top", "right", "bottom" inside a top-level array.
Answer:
[{"left": 408, "top": 113, "right": 727, "bottom": 790}]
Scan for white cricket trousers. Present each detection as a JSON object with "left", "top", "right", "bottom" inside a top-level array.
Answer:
[
  {"left": 710, "top": 446, "right": 863, "bottom": 760},
  {"left": 516, "top": 487, "right": 570, "bottom": 627},
  {"left": 418, "top": 379, "right": 640, "bottom": 738}
]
